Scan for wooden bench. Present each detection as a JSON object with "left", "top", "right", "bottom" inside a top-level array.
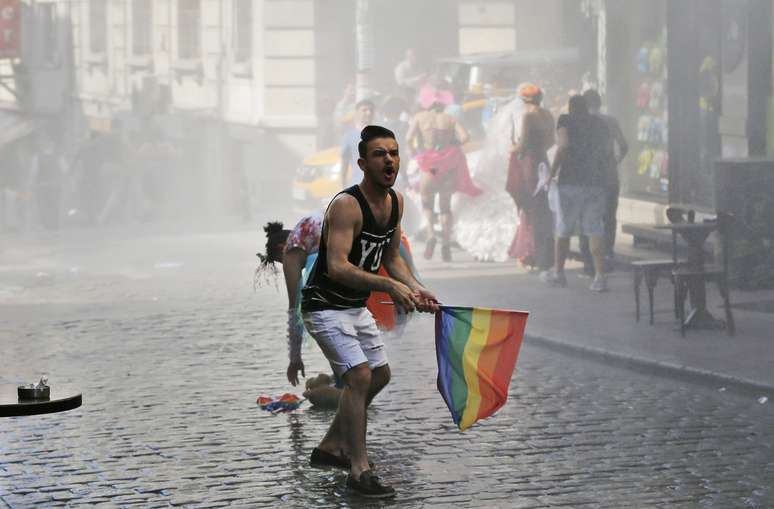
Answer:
[
  {"left": 622, "top": 223, "right": 680, "bottom": 249},
  {"left": 622, "top": 223, "right": 714, "bottom": 257}
]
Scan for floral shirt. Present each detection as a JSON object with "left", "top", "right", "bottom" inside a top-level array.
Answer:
[
  {"left": 284, "top": 214, "right": 322, "bottom": 255},
  {"left": 285, "top": 214, "right": 322, "bottom": 363}
]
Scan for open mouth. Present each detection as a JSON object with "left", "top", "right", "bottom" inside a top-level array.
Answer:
[{"left": 384, "top": 167, "right": 395, "bottom": 178}]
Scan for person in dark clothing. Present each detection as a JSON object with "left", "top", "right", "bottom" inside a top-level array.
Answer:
[
  {"left": 299, "top": 125, "right": 438, "bottom": 498},
  {"left": 578, "top": 89, "right": 629, "bottom": 275},
  {"left": 541, "top": 95, "right": 611, "bottom": 291}
]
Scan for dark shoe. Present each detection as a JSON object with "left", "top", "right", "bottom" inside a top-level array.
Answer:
[
  {"left": 441, "top": 244, "right": 452, "bottom": 262},
  {"left": 424, "top": 237, "right": 437, "bottom": 260},
  {"left": 310, "top": 448, "right": 373, "bottom": 470},
  {"left": 346, "top": 470, "right": 396, "bottom": 499}
]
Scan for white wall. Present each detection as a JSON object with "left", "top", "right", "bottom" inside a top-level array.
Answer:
[{"left": 458, "top": 1, "right": 516, "bottom": 55}]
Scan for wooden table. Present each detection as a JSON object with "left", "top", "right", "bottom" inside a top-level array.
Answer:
[
  {"left": 0, "top": 384, "right": 82, "bottom": 417},
  {"left": 655, "top": 222, "right": 722, "bottom": 330}
]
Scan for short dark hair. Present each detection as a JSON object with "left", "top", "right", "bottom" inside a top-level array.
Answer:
[
  {"left": 582, "top": 89, "right": 602, "bottom": 110},
  {"left": 429, "top": 101, "right": 446, "bottom": 113},
  {"left": 568, "top": 94, "right": 588, "bottom": 115},
  {"left": 357, "top": 125, "right": 396, "bottom": 159},
  {"left": 355, "top": 99, "right": 375, "bottom": 110}
]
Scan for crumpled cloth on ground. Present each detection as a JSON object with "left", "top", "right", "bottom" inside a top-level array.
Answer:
[{"left": 257, "top": 393, "right": 303, "bottom": 413}]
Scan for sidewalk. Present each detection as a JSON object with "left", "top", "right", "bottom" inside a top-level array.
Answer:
[{"left": 417, "top": 246, "right": 774, "bottom": 395}]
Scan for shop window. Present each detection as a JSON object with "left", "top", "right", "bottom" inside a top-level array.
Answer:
[
  {"left": 233, "top": 0, "right": 253, "bottom": 64},
  {"left": 89, "top": 0, "right": 107, "bottom": 54},
  {"left": 178, "top": 0, "right": 201, "bottom": 60},
  {"left": 631, "top": 32, "right": 668, "bottom": 199},
  {"left": 132, "top": 0, "right": 152, "bottom": 56},
  {"left": 614, "top": 1, "right": 669, "bottom": 202}
]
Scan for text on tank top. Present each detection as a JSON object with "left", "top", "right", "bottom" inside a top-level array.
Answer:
[{"left": 301, "top": 185, "right": 399, "bottom": 311}]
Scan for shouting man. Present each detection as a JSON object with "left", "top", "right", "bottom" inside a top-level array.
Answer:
[{"left": 299, "top": 125, "right": 439, "bottom": 498}]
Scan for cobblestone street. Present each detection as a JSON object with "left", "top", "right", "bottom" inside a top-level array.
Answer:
[{"left": 1, "top": 231, "right": 773, "bottom": 508}]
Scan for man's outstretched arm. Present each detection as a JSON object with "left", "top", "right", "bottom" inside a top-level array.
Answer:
[{"left": 381, "top": 194, "right": 439, "bottom": 313}]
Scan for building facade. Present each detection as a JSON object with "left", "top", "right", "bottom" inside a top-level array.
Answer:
[{"left": 0, "top": 0, "right": 583, "bottom": 221}]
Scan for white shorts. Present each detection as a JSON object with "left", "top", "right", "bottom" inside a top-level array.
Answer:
[{"left": 302, "top": 308, "right": 388, "bottom": 377}]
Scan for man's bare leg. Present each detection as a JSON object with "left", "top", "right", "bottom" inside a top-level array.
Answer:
[
  {"left": 318, "top": 363, "right": 390, "bottom": 459},
  {"left": 554, "top": 237, "right": 570, "bottom": 274},
  {"left": 366, "top": 364, "right": 390, "bottom": 407},
  {"left": 316, "top": 404, "right": 345, "bottom": 456},
  {"left": 335, "top": 363, "right": 372, "bottom": 478},
  {"left": 589, "top": 235, "right": 606, "bottom": 277},
  {"left": 423, "top": 208, "right": 436, "bottom": 239},
  {"left": 419, "top": 174, "right": 437, "bottom": 242}
]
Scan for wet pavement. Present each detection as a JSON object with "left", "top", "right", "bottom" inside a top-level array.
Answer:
[{"left": 1, "top": 230, "right": 773, "bottom": 508}]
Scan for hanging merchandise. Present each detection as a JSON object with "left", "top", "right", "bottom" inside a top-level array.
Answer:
[
  {"left": 637, "top": 115, "right": 651, "bottom": 142},
  {"left": 638, "top": 47, "right": 650, "bottom": 73},
  {"left": 649, "top": 82, "right": 664, "bottom": 111},
  {"left": 649, "top": 117, "right": 663, "bottom": 145},
  {"left": 637, "top": 82, "right": 651, "bottom": 110},
  {"left": 630, "top": 31, "right": 668, "bottom": 198},
  {"left": 638, "top": 149, "right": 654, "bottom": 175},
  {"left": 650, "top": 150, "right": 666, "bottom": 179},
  {"left": 648, "top": 47, "right": 664, "bottom": 75}
]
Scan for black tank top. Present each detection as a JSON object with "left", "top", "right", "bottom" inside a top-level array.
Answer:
[{"left": 301, "top": 185, "right": 399, "bottom": 312}]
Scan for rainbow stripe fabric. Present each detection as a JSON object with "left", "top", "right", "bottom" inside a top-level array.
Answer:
[{"left": 435, "top": 306, "right": 528, "bottom": 431}]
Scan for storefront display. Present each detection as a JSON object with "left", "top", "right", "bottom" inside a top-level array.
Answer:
[{"left": 632, "top": 31, "right": 669, "bottom": 199}]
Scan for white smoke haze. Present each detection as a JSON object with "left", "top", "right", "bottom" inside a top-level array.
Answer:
[{"left": 0, "top": 1, "right": 598, "bottom": 239}]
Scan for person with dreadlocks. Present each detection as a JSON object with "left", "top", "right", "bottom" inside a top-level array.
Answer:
[
  {"left": 257, "top": 213, "right": 419, "bottom": 410},
  {"left": 256, "top": 215, "right": 342, "bottom": 408}
]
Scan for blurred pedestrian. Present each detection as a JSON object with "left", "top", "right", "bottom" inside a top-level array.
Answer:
[
  {"left": 26, "top": 134, "right": 67, "bottom": 231},
  {"left": 340, "top": 99, "right": 376, "bottom": 189},
  {"left": 379, "top": 95, "right": 412, "bottom": 195},
  {"left": 406, "top": 101, "right": 481, "bottom": 262},
  {"left": 506, "top": 83, "right": 556, "bottom": 272},
  {"left": 393, "top": 48, "right": 426, "bottom": 103},
  {"left": 70, "top": 132, "right": 109, "bottom": 226},
  {"left": 332, "top": 83, "right": 356, "bottom": 139},
  {"left": 96, "top": 126, "right": 145, "bottom": 227},
  {"left": 256, "top": 216, "right": 343, "bottom": 409},
  {"left": 541, "top": 95, "right": 611, "bottom": 292},
  {"left": 578, "top": 89, "right": 629, "bottom": 275}
]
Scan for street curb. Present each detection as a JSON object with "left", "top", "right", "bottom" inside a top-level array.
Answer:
[{"left": 524, "top": 333, "right": 774, "bottom": 398}]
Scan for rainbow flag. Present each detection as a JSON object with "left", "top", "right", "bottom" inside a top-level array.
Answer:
[{"left": 435, "top": 306, "right": 528, "bottom": 431}]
